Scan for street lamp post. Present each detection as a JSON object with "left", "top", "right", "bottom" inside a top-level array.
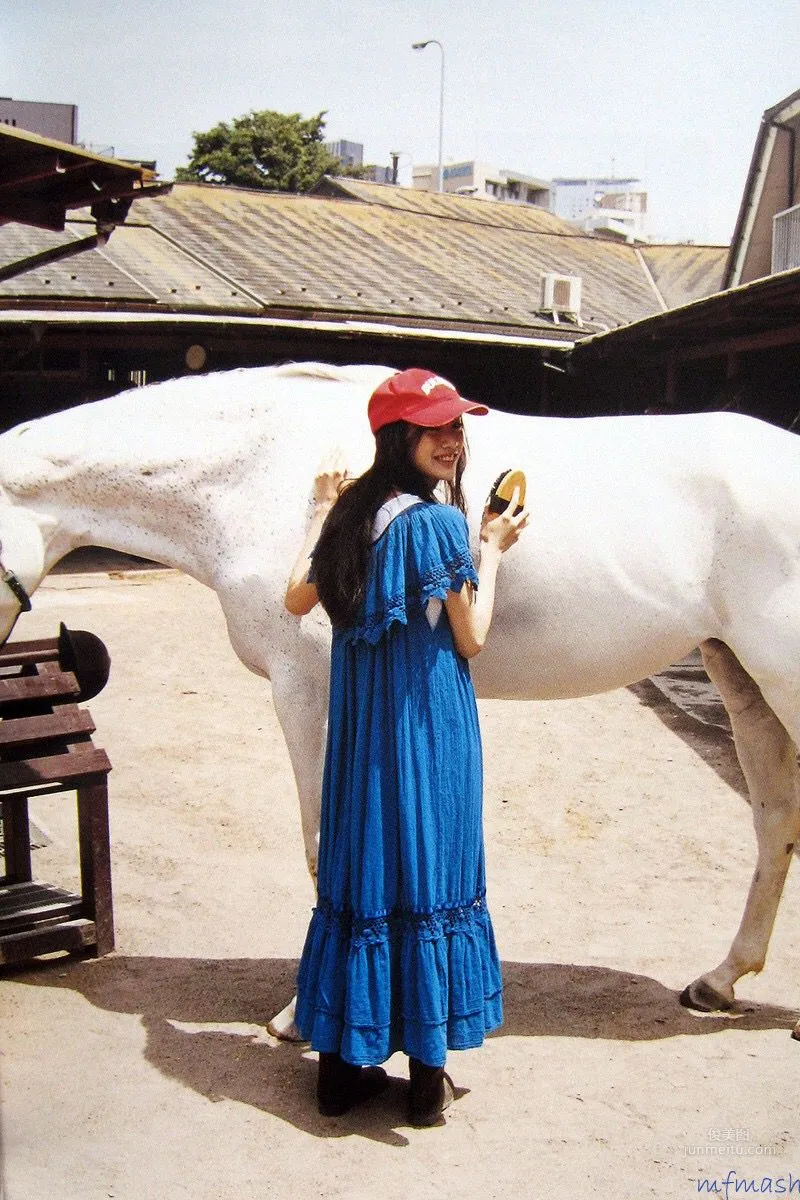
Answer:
[{"left": 412, "top": 39, "right": 444, "bottom": 193}]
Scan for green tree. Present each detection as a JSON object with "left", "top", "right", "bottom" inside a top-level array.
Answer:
[
  {"left": 336, "top": 161, "right": 382, "bottom": 180},
  {"left": 175, "top": 109, "right": 340, "bottom": 192}
]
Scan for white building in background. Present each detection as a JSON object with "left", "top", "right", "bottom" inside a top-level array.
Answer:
[
  {"left": 412, "top": 159, "right": 551, "bottom": 208},
  {"left": 550, "top": 177, "right": 648, "bottom": 240},
  {"left": 328, "top": 143, "right": 647, "bottom": 238}
]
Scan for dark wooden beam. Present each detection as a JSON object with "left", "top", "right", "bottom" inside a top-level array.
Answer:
[
  {"left": 0, "top": 197, "right": 66, "bottom": 231},
  {"left": 0, "top": 152, "right": 63, "bottom": 191},
  {"left": 0, "top": 233, "right": 103, "bottom": 282},
  {"left": 672, "top": 322, "right": 800, "bottom": 363}
]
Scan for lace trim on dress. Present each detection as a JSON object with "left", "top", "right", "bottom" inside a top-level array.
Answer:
[
  {"left": 313, "top": 894, "right": 491, "bottom": 947},
  {"left": 417, "top": 554, "right": 477, "bottom": 604},
  {"left": 341, "top": 597, "right": 408, "bottom": 645},
  {"left": 339, "top": 546, "right": 477, "bottom": 645}
]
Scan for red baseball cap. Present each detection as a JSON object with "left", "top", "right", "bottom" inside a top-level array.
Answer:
[{"left": 368, "top": 368, "right": 488, "bottom": 434}]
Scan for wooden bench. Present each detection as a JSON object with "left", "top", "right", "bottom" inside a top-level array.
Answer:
[{"left": 0, "top": 633, "right": 113, "bottom": 964}]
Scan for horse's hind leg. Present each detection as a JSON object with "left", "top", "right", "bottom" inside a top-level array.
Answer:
[
  {"left": 263, "top": 650, "right": 329, "bottom": 1042},
  {"left": 681, "top": 639, "right": 800, "bottom": 1034}
]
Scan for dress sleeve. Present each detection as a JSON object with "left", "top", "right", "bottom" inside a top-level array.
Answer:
[
  {"left": 342, "top": 503, "right": 477, "bottom": 644},
  {"left": 409, "top": 503, "right": 479, "bottom": 605}
]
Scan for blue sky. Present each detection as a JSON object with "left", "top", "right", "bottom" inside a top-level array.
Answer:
[{"left": 3, "top": 0, "right": 799, "bottom": 244}]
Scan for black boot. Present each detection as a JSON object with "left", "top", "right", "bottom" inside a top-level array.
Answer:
[
  {"left": 317, "top": 1051, "right": 388, "bottom": 1117},
  {"left": 408, "top": 1057, "right": 454, "bottom": 1127}
]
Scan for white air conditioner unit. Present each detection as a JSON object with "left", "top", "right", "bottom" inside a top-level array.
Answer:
[{"left": 540, "top": 272, "right": 582, "bottom": 322}]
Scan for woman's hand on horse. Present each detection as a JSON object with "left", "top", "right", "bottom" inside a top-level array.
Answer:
[
  {"left": 480, "top": 488, "right": 529, "bottom": 553},
  {"left": 313, "top": 450, "right": 349, "bottom": 507}
]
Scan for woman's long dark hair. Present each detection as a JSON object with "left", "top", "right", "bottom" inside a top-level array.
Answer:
[{"left": 313, "top": 420, "right": 468, "bottom": 628}]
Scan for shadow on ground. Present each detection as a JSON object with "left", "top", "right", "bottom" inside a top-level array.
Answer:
[
  {"left": 629, "top": 669, "right": 747, "bottom": 799},
  {"left": 5, "top": 953, "right": 798, "bottom": 1141}
]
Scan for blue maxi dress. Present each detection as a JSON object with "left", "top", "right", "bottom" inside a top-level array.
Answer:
[{"left": 295, "top": 497, "right": 503, "bottom": 1067}]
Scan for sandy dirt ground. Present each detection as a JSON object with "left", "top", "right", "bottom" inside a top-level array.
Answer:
[{"left": 2, "top": 560, "right": 800, "bottom": 1200}]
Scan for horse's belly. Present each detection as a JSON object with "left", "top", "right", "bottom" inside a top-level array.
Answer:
[{"left": 470, "top": 591, "right": 702, "bottom": 701}]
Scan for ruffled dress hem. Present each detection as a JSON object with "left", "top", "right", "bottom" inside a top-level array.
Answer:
[{"left": 295, "top": 896, "right": 503, "bottom": 1067}]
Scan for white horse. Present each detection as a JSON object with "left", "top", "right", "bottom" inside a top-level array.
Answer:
[{"left": 1, "top": 362, "right": 799, "bottom": 1040}]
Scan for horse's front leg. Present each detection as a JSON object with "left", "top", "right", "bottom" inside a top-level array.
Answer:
[
  {"left": 266, "top": 644, "right": 329, "bottom": 1041},
  {"left": 681, "top": 640, "right": 800, "bottom": 1035}
]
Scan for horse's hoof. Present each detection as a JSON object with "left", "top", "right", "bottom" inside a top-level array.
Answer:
[
  {"left": 267, "top": 997, "right": 303, "bottom": 1042},
  {"left": 268, "top": 1019, "right": 303, "bottom": 1042},
  {"left": 680, "top": 979, "right": 734, "bottom": 1013},
  {"left": 791, "top": 1023, "right": 800, "bottom": 1042}
]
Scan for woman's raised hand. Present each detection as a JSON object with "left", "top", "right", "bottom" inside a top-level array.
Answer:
[
  {"left": 286, "top": 450, "right": 349, "bottom": 616},
  {"left": 312, "top": 449, "right": 349, "bottom": 506},
  {"left": 480, "top": 487, "right": 529, "bottom": 553}
]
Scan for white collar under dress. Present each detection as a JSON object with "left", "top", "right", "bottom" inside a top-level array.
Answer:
[
  {"left": 371, "top": 493, "right": 422, "bottom": 543},
  {"left": 371, "top": 493, "right": 443, "bottom": 631}
]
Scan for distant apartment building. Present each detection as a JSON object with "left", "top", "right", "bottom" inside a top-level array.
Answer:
[
  {"left": 325, "top": 139, "right": 363, "bottom": 169},
  {"left": 325, "top": 138, "right": 393, "bottom": 184},
  {"left": 413, "top": 159, "right": 551, "bottom": 208},
  {"left": 0, "top": 97, "right": 78, "bottom": 143},
  {"left": 411, "top": 159, "right": 647, "bottom": 237},
  {"left": 550, "top": 177, "right": 648, "bottom": 239}
]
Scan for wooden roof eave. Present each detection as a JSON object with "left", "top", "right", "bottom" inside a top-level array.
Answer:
[
  {"left": 0, "top": 124, "right": 172, "bottom": 235},
  {"left": 570, "top": 266, "right": 800, "bottom": 368}
]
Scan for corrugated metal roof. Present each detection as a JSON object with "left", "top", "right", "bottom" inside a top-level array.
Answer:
[{"left": 0, "top": 180, "right": 728, "bottom": 344}]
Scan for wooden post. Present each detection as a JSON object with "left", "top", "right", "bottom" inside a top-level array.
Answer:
[
  {"left": 77, "top": 776, "right": 115, "bottom": 956},
  {"left": 1, "top": 796, "right": 32, "bottom": 884}
]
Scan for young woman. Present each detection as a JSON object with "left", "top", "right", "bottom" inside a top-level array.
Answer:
[{"left": 284, "top": 368, "right": 528, "bottom": 1126}]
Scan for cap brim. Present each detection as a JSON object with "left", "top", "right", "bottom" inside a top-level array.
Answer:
[{"left": 404, "top": 397, "right": 489, "bottom": 427}]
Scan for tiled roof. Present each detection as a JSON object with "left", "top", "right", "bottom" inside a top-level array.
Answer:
[
  {"left": 0, "top": 222, "right": 155, "bottom": 302},
  {"left": 312, "top": 176, "right": 584, "bottom": 234},
  {"left": 637, "top": 244, "right": 728, "bottom": 311},
  {"left": 0, "top": 179, "right": 728, "bottom": 344}
]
